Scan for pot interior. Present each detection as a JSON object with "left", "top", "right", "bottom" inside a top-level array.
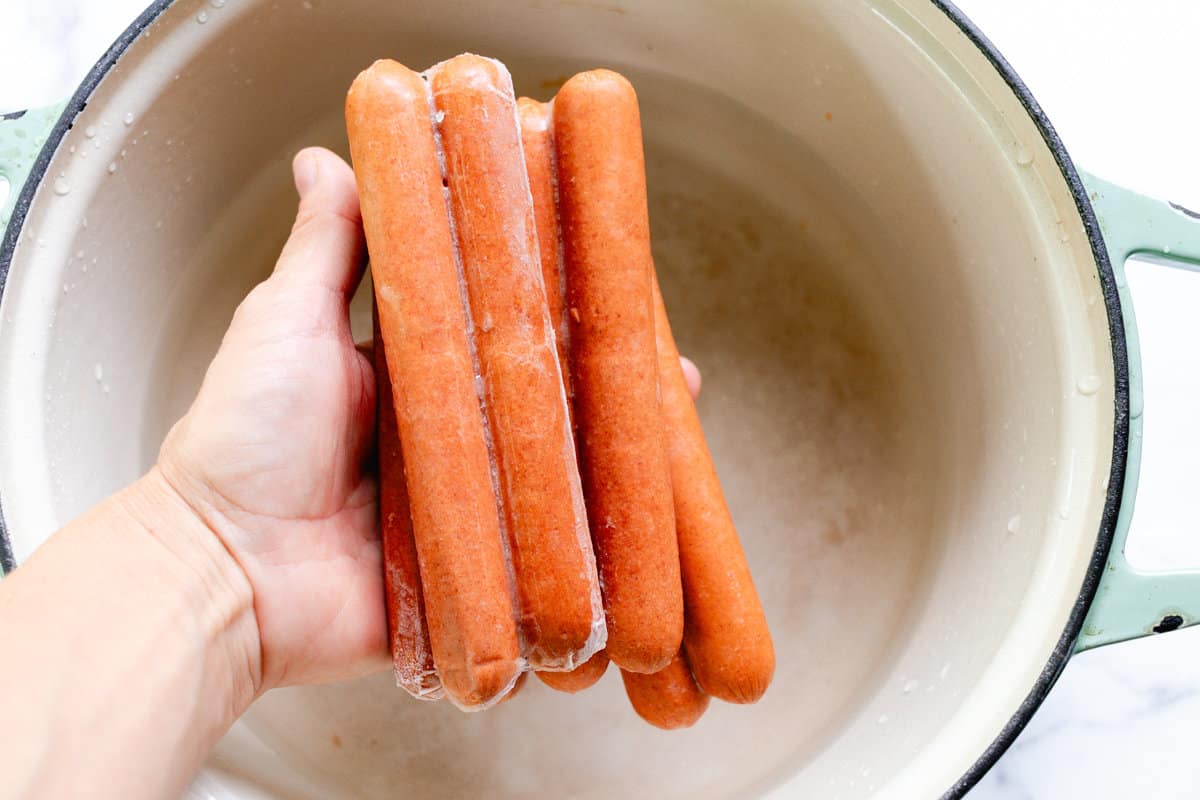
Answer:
[{"left": 0, "top": 0, "right": 1117, "bottom": 797}]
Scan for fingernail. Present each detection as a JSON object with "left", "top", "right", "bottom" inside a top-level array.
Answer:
[{"left": 294, "top": 151, "right": 319, "bottom": 196}]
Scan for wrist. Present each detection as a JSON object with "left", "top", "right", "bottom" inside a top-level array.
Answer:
[{"left": 117, "top": 468, "right": 264, "bottom": 716}]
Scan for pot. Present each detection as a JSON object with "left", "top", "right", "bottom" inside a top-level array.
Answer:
[{"left": 2, "top": 0, "right": 1198, "bottom": 797}]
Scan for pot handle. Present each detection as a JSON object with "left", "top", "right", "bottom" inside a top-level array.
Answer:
[
  {"left": 1075, "top": 171, "right": 1200, "bottom": 653},
  {"left": 0, "top": 103, "right": 67, "bottom": 234}
]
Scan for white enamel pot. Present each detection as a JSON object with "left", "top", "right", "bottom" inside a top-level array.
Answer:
[{"left": 3, "top": 1, "right": 1200, "bottom": 797}]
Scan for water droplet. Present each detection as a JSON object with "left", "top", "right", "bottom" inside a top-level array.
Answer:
[
  {"left": 82, "top": 217, "right": 88, "bottom": 229},
  {"left": 94, "top": 363, "right": 104, "bottom": 382},
  {"left": 1015, "top": 144, "right": 1033, "bottom": 166},
  {"left": 124, "top": 112, "right": 135, "bottom": 126},
  {"left": 69, "top": 145, "right": 76, "bottom": 154},
  {"left": 120, "top": 149, "right": 127, "bottom": 158},
  {"left": 75, "top": 249, "right": 84, "bottom": 260},
  {"left": 53, "top": 178, "right": 71, "bottom": 195},
  {"left": 1058, "top": 507, "right": 1070, "bottom": 520},
  {"left": 1087, "top": 295, "right": 1097, "bottom": 307},
  {"left": 155, "top": 220, "right": 163, "bottom": 230},
  {"left": 132, "top": 138, "right": 138, "bottom": 146},
  {"left": 108, "top": 162, "right": 118, "bottom": 174},
  {"left": 85, "top": 125, "right": 97, "bottom": 138},
  {"left": 1163, "top": 244, "right": 1172, "bottom": 255},
  {"left": 102, "top": 383, "right": 110, "bottom": 395},
  {"left": 1059, "top": 228, "right": 1070, "bottom": 243},
  {"left": 939, "top": 663, "right": 950, "bottom": 680},
  {"left": 92, "top": 138, "right": 100, "bottom": 150},
  {"left": 210, "top": 0, "right": 226, "bottom": 6},
  {"left": 302, "top": 0, "right": 313, "bottom": 8},
  {"left": 877, "top": 714, "right": 889, "bottom": 725},
  {"left": 185, "top": 174, "right": 193, "bottom": 184},
  {"left": 812, "top": 75, "right": 824, "bottom": 87},
  {"left": 82, "top": 263, "right": 88, "bottom": 273},
  {"left": 1007, "top": 515, "right": 1022, "bottom": 534},
  {"left": 1077, "top": 374, "right": 1101, "bottom": 395},
  {"left": 197, "top": 10, "right": 209, "bottom": 23},
  {"left": 902, "top": 679, "right": 919, "bottom": 694}
]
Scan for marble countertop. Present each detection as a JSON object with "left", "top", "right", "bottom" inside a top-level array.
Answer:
[{"left": 3, "top": 1, "right": 1200, "bottom": 797}]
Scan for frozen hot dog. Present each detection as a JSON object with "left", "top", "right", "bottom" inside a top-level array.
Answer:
[
  {"left": 620, "top": 650, "right": 709, "bottom": 730},
  {"left": 346, "top": 60, "right": 520, "bottom": 709},
  {"left": 536, "top": 649, "right": 610, "bottom": 693},
  {"left": 653, "top": 277, "right": 775, "bottom": 704},
  {"left": 429, "top": 55, "right": 604, "bottom": 670},
  {"left": 374, "top": 305, "right": 442, "bottom": 700},
  {"left": 517, "top": 97, "right": 573, "bottom": 409},
  {"left": 553, "top": 70, "right": 683, "bottom": 675}
]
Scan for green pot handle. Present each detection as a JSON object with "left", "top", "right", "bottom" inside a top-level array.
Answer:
[
  {"left": 0, "top": 102, "right": 67, "bottom": 234},
  {"left": 1075, "top": 171, "right": 1200, "bottom": 653}
]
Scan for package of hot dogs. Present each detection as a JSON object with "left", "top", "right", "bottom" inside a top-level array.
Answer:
[{"left": 345, "top": 55, "right": 774, "bottom": 725}]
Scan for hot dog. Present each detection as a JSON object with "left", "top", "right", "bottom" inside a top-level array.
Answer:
[
  {"left": 429, "top": 55, "right": 604, "bottom": 670},
  {"left": 517, "top": 97, "right": 573, "bottom": 410},
  {"left": 620, "top": 650, "right": 709, "bottom": 730},
  {"left": 373, "top": 305, "right": 443, "bottom": 700},
  {"left": 652, "top": 277, "right": 775, "bottom": 703},
  {"left": 553, "top": 70, "right": 683, "bottom": 674},
  {"left": 518, "top": 97, "right": 609, "bottom": 695},
  {"left": 346, "top": 60, "right": 520, "bottom": 709},
  {"left": 536, "top": 649, "right": 610, "bottom": 693}
]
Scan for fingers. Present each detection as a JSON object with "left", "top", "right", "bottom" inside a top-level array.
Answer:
[
  {"left": 680, "top": 357, "right": 702, "bottom": 400},
  {"left": 273, "top": 147, "right": 367, "bottom": 297}
]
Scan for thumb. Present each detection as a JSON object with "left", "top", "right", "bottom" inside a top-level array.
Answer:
[{"left": 273, "top": 147, "right": 367, "bottom": 296}]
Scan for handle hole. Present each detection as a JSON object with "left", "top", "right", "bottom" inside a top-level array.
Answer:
[{"left": 1123, "top": 255, "right": 1200, "bottom": 570}]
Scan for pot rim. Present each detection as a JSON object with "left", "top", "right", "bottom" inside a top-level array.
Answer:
[
  {"left": 0, "top": 1, "right": 1131, "bottom": 797},
  {"left": 927, "top": 1, "right": 1129, "bottom": 795}
]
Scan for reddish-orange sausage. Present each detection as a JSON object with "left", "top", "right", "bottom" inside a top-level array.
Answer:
[
  {"left": 620, "top": 650, "right": 709, "bottom": 730},
  {"left": 653, "top": 278, "right": 775, "bottom": 703},
  {"left": 346, "top": 60, "right": 520, "bottom": 708},
  {"left": 554, "top": 70, "right": 683, "bottom": 675},
  {"left": 517, "top": 97, "right": 572, "bottom": 408},
  {"left": 536, "top": 649, "right": 610, "bottom": 693},
  {"left": 429, "top": 55, "right": 604, "bottom": 670},
  {"left": 374, "top": 305, "right": 442, "bottom": 700}
]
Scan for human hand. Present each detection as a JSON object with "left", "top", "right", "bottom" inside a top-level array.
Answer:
[
  {"left": 152, "top": 146, "right": 705, "bottom": 696},
  {"left": 157, "top": 147, "right": 384, "bottom": 691}
]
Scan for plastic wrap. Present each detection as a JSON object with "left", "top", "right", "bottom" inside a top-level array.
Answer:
[{"left": 351, "top": 56, "right": 771, "bottom": 721}]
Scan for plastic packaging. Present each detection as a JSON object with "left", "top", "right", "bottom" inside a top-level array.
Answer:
[{"left": 349, "top": 56, "right": 771, "bottom": 720}]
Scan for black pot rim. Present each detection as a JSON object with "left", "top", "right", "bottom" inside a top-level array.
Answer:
[{"left": 0, "top": 1, "right": 1130, "bottom": 796}]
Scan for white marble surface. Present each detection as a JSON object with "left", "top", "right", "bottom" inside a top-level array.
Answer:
[{"left": 2, "top": 1, "right": 1200, "bottom": 797}]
